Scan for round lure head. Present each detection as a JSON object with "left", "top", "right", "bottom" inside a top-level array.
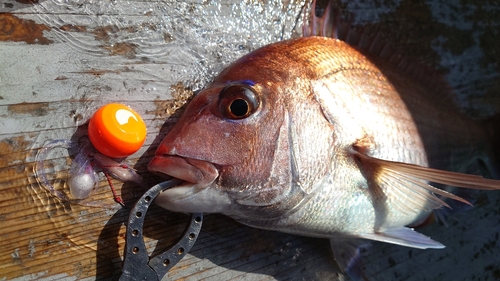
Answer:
[{"left": 88, "top": 103, "right": 147, "bottom": 158}]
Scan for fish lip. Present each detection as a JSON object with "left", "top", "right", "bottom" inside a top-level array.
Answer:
[{"left": 148, "top": 155, "right": 219, "bottom": 188}]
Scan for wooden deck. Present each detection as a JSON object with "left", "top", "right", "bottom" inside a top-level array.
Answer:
[{"left": 1, "top": 0, "right": 499, "bottom": 280}]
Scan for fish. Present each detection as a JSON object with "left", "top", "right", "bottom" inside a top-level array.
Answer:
[{"left": 148, "top": 0, "right": 500, "bottom": 277}]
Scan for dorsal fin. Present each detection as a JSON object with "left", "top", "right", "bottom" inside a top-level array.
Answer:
[{"left": 302, "top": 0, "right": 455, "bottom": 105}]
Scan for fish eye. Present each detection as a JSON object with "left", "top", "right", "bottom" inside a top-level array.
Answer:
[{"left": 218, "top": 84, "right": 260, "bottom": 120}]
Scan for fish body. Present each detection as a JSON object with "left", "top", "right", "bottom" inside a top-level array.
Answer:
[{"left": 148, "top": 36, "right": 500, "bottom": 273}]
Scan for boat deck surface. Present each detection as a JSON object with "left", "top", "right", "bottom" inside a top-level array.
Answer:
[{"left": 1, "top": 1, "right": 500, "bottom": 280}]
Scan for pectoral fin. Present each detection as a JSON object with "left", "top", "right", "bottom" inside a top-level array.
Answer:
[
  {"left": 355, "top": 151, "right": 500, "bottom": 190},
  {"left": 353, "top": 151, "right": 500, "bottom": 216}
]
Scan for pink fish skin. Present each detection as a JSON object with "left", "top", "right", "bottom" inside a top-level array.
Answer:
[{"left": 148, "top": 6, "right": 500, "bottom": 276}]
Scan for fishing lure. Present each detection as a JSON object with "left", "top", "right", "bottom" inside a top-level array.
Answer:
[{"left": 35, "top": 139, "right": 145, "bottom": 207}]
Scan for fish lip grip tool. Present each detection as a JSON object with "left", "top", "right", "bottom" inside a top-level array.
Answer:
[{"left": 120, "top": 179, "right": 203, "bottom": 281}]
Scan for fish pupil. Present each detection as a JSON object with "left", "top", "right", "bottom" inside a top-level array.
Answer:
[
  {"left": 218, "top": 83, "right": 260, "bottom": 120},
  {"left": 230, "top": 99, "right": 249, "bottom": 117}
]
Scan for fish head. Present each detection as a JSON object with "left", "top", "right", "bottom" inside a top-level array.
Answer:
[{"left": 148, "top": 41, "right": 336, "bottom": 219}]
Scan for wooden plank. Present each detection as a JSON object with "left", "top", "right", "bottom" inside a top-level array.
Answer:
[{"left": 0, "top": 0, "right": 499, "bottom": 280}]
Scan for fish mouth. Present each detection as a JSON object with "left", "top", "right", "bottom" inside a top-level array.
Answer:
[
  {"left": 148, "top": 155, "right": 219, "bottom": 188},
  {"left": 148, "top": 155, "right": 231, "bottom": 213}
]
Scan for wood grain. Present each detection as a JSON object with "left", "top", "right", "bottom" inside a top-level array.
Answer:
[{"left": 0, "top": 0, "right": 499, "bottom": 280}]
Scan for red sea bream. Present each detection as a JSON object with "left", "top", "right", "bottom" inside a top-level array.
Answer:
[{"left": 148, "top": 2, "right": 500, "bottom": 277}]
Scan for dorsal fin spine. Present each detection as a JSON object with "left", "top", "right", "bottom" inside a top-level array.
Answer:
[{"left": 303, "top": 0, "right": 455, "bottom": 104}]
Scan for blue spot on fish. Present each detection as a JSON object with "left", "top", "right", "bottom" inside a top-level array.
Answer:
[{"left": 225, "top": 80, "right": 256, "bottom": 87}]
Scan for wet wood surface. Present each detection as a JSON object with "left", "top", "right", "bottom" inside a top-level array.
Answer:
[{"left": 1, "top": 0, "right": 499, "bottom": 280}]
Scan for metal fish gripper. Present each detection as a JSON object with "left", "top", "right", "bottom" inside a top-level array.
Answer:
[{"left": 119, "top": 179, "right": 203, "bottom": 281}]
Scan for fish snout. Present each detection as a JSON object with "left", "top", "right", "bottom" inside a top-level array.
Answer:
[{"left": 148, "top": 155, "right": 219, "bottom": 188}]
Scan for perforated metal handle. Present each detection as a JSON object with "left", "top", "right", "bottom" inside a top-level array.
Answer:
[{"left": 120, "top": 180, "right": 203, "bottom": 281}]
